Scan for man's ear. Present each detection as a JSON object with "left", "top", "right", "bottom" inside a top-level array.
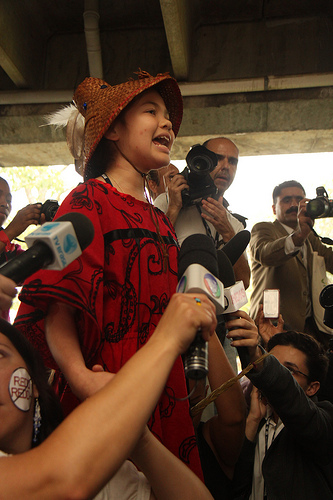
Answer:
[
  {"left": 272, "top": 204, "right": 276, "bottom": 215},
  {"left": 305, "top": 380, "right": 320, "bottom": 397}
]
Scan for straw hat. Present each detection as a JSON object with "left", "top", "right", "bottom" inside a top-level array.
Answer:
[{"left": 66, "top": 70, "right": 181, "bottom": 173}]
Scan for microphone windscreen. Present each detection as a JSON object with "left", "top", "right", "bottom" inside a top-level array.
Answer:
[
  {"left": 56, "top": 212, "right": 94, "bottom": 251},
  {"left": 217, "top": 250, "right": 235, "bottom": 287},
  {"left": 221, "top": 230, "right": 250, "bottom": 266},
  {"left": 178, "top": 234, "right": 218, "bottom": 279}
]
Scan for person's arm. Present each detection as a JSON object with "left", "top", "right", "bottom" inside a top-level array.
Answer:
[
  {"left": 0, "top": 204, "right": 42, "bottom": 253},
  {"left": 0, "top": 275, "right": 17, "bottom": 311},
  {"left": 161, "top": 174, "right": 188, "bottom": 226},
  {"left": 131, "top": 427, "right": 213, "bottom": 500},
  {"left": 250, "top": 222, "right": 299, "bottom": 267},
  {"left": 291, "top": 198, "right": 313, "bottom": 247},
  {"left": 256, "top": 305, "right": 285, "bottom": 349},
  {"left": 226, "top": 311, "right": 333, "bottom": 459},
  {"left": 0, "top": 292, "right": 216, "bottom": 500},
  {"left": 45, "top": 302, "right": 114, "bottom": 400},
  {"left": 202, "top": 332, "right": 246, "bottom": 478},
  {"left": 245, "top": 386, "right": 267, "bottom": 442},
  {"left": 201, "top": 196, "right": 251, "bottom": 288}
]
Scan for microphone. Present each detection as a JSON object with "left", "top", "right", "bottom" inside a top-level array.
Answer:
[
  {"left": 217, "top": 250, "right": 250, "bottom": 369},
  {"left": 177, "top": 234, "right": 224, "bottom": 379},
  {"left": 0, "top": 212, "right": 94, "bottom": 284},
  {"left": 220, "top": 230, "right": 250, "bottom": 266}
]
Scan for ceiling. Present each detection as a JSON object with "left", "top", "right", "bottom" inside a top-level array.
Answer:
[{"left": 1, "top": 0, "right": 333, "bottom": 167}]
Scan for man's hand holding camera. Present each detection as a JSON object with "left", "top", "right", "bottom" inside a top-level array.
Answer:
[
  {"left": 292, "top": 198, "right": 314, "bottom": 247},
  {"left": 3, "top": 203, "right": 43, "bottom": 242},
  {"left": 165, "top": 174, "right": 188, "bottom": 226}
]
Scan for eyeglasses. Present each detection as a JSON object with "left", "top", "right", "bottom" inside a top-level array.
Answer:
[{"left": 285, "top": 365, "right": 309, "bottom": 380}]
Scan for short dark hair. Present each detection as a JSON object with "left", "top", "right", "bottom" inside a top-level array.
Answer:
[
  {"left": 272, "top": 180, "right": 305, "bottom": 204},
  {"left": 267, "top": 331, "right": 329, "bottom": 384},
  {"left": 0, "top": 319, "right": 63, "bottom": 447},
  {"left": 146, "top": 169, "right": 160, "bottom": 185}
]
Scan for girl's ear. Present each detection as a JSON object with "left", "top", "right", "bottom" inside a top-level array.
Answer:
[{"left": 104, "top": 124, "right": 120, "bottom": 141}]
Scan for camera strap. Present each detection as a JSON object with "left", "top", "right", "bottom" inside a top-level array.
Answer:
[
  {"left": 195, "top": 204, "right": 222, "bottom": 249},
  {"left": 310, "top": 225, "right": 333, "bottom": 246}
]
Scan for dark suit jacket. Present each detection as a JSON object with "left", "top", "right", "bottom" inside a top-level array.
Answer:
[
  {"left": 232, "top": 355, "right": 333, "bottom": 500},
  {"left": 249, "top": 219, "right": 333, "bottom": 331}
]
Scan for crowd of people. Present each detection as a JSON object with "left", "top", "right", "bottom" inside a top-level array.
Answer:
[{"left": 0, "top": 69, "right": 332, "bottom": 499}]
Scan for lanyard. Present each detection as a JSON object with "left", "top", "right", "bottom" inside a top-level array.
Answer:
[
  {"left": 264, "top": 417, "right": 277, "bottom": 499},
  {"left": 195, "top": 204, "right": 223, "bottom": 249}
]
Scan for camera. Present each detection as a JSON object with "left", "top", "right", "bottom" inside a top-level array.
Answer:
[
  {"left": 306, "top": 186, "right": 333, "bottom": 219},
  {"left": 319, "top": 284, "right": 333, "bottom": 329},
  {"left": 40, "top": 199, "right": 60, "bottom": 222},
  {"left": 180, "top": 144, "right": 219, "bottom": 207}
]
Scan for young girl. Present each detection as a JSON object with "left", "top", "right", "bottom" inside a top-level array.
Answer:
[
  {"left": 14, "top": 71, "right": 203, "bottom": 476},
  {"left": 0, "top": 295, "right": 216, "bottom": 499}
]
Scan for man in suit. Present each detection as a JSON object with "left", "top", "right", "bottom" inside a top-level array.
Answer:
[{"left": 249, "top": 180, "right": 333, "bottom": 347}]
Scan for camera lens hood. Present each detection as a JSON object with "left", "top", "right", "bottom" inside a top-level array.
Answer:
[{"left": 319, "top": 284, "right": 333, "bottom": 329}]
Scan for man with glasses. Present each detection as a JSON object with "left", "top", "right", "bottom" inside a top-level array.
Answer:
[{"left": 229, "top": 325, "right": 333, "bottom": 500}]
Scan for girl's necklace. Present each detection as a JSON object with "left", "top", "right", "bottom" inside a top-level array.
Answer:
[{"left": 106, "top": 173, "right": 124, "bottom": 193}]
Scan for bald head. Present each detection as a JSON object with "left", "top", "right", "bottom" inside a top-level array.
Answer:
[{"left": 203, "top": 137, "right": 239, "bottom": 195}]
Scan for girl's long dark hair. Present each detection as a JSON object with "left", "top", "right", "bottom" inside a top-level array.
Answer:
[{"left": 0, "top": 318, "right": 63, "bottom": 447}]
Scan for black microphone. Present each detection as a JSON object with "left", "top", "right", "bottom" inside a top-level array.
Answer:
[
  {"left": 217, "top": 250, "right": 250, "bottom": 369},
  {"left": 177, "top": 234, "right": 224, "bottom": 379},
  {"left": 0, "top": 212, "right": 94, "bottom": 284},
  {"left": 221, "top": 230, "right": 250, "bottom": 266}
]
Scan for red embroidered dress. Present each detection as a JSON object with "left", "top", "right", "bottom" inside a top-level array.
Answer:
[{"left": 15, "top": 179, "right": 202, "bottom": 476}]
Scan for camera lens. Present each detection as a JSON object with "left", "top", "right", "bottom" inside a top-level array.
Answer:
[
  {"left": 186, "top": 145, "right": 218, "bottom": 175},
  {"left": 306, "top": 198, "right": 326, "bottom": 218},
  {"left": 319, "top": 284, "right": 333, "bottom": 329},
  {"left": 192, "top": 156, "right": 213, "bottom": 173},
  {"left": 320, "top": 284, "right": 333, "bottom": 308}
]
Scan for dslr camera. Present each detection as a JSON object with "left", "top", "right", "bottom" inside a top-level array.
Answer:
[
  {"left": 39, "top": 199, "right": 60, "bottom": 222},
  {"left": 306, "top": 186, "right": 333, "bottom": 219},
  {"left": 180, "top": 144, "right": 219, "bottom": 207}
]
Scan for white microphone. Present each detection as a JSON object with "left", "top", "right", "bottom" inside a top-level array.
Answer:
[
  {"left": 0, "top": 212, "right": 94, "bottom": 284},
  {"left": 177, "top": 263, "right": 224, "bottom": 314},
  {"left": 177, "top": 234, "right": 224, "bottom": 379}
]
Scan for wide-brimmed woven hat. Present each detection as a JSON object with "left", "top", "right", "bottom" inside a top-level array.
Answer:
[{"left": 73, "top": 70, "right": 183, "bottom": 170}]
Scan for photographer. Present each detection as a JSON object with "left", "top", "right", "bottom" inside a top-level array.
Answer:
[
  {"left": 249, "top": 180, "right": 333, "bottom": 348},
  {"left": 147, "top": 163, "right": 179, "bottom": 201},
  {"left": 0, "top": 177, "right": 43, "bottom": 318},
  {"left": 154, "top": 137, "right": 250, "bottom": 289}
]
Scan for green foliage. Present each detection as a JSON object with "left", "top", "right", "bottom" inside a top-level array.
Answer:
[{"left": 1, "top": 165, "right": 67, "bottom": 205}]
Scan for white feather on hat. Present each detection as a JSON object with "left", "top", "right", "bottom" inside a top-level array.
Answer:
[{"left": 44, "top": 104, "right": 85, "bottom": 175}]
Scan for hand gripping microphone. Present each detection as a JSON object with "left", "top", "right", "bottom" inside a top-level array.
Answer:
[
  {"left": 0, "top": 212, "right": 94, "bottom": 284},
  {"left": 217, "top": 249, "right": 250, "bottom": 369},
  {"left": 177, "top": 234, "right": 224, "bottom": 379}
]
